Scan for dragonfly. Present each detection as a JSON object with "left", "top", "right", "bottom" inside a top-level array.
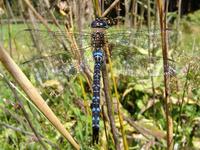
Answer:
[
  {"left": 14, "top": 18, "right": 185, "bottom": 144},
  {"left": 14, "top": 24, "right": 179, "bottom": 79}
]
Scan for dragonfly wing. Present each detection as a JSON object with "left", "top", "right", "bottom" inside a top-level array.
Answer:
[
  {"left": 14, "top": 28, "right": 93, "bottom": 80},
  {"left": 105, "top": 28, "right": 178, "bottom": 79},
  {"left": 14, "top": 28, "right": 92, "bottom": 61}
]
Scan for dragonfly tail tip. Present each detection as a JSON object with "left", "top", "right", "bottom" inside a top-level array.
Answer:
[{"left": 92, "top": 127, "right": 99, "bottom": 144}]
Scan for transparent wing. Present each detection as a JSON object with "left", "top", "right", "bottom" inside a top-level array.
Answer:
[
  {"left": 14, "top": 28, "right": 92, "bottom": 54},
  {"left": 14, "top": 28, "right": 93, "bottom": 81},
  {"left": 14, "top": 28, "right": 92, "bottom": 61},
  {"left": 105, "top": 27, "right": 179, "bottom": 80},
  {"left": 14, "top": 27, "right": 187, "bottom": 81}
]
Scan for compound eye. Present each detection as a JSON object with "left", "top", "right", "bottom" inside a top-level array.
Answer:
[{"left": 91, "top": 18, "right": 108, "bottom": 28}]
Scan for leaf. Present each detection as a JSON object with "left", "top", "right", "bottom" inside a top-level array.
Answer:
[
  {"left": 122, "top": 87, "right": 134, "bottom": 100},
  {"left": 192, "top": 137, "right": 200, "bottom": 149},
  {"left": 42, "top": 79, "right": 64, "bottom": 93},
  {"left": 134, "top": 84, "right": 145, "bottom": 91},
  {"left": 136, "top": 99, "right": 145, "bottom": 109},
  {"left": 59, "top": 10, "right": 67, "bottom": 16},
  {"left": 65, "top": 120, "right": 76, "bottom": 129},
  {"left": 135, "top": 46, "right": 149, "bottom": 55},
  {"left": 136, "top": 119, "right": 166, "bottom": 140},
  {"left": 30, "top": 73, "right": 36, "bottom": 85}
]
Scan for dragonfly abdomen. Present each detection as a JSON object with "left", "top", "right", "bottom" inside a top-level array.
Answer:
[{"left": 91, "top": 49, "right": 104, "bottom": 144}]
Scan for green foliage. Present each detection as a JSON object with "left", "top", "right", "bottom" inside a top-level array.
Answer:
[{"left": 184, "top": 10, "right": 200, "bottom": 25}]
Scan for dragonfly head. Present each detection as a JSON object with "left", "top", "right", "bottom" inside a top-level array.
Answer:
[{"left": 91, "top": 18, "right": 109, "bottom": 29}]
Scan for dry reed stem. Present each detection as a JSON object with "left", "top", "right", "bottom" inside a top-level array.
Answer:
[
  {"left": 102, "top": 0, "right": 120, "bottom": 17},
  {"left": 156, "top": 0, "right": 173, "bottom": 149}
]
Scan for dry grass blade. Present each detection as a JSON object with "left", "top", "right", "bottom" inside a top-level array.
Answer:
[{"left": 93, "top": 0, "right": 102, "bottom": 17}]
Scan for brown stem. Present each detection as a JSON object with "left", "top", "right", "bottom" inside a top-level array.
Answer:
[
  {"left": 156, "top": 0, "right": 173, "bottom": 149},
  {"left": 101, "top": 62, "right": 120, "bottom": 150},
  {"left": 102, "top": 106, "right": 109, "bottom": 149},
  {"left": 101, "top": 0, "right": 120, "bottom": 17}
]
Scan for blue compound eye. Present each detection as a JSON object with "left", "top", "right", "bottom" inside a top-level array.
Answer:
[{"left": 91, "top": 18, "right": 108, "bottom": 28}]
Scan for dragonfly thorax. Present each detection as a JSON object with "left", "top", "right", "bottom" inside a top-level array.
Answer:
[{"left": 91, "top": 29, "right": 106, "bottom": 48}]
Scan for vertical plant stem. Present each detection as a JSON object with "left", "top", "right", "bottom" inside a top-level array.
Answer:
[
  {"left": 102, "top": 106, "right": 109, "bottom": 149},
  {"left": 5, "top": 0, "right": 16, "bottom": 24},
  {"left": 139, "top": 0, "right": 145, "bottom": 28},
  {"left": 7, "top": 17, "right": 12, "bottom": 57},
  {"left": 76, "top": 0, "right": 90, "bottom": 115},
  {"left": 105, "top": 45, "right": 128, "bottom": 150},
  {"left": 173, "top": 0, "right": 182, "bottom": 145},
  {"left": 174, "top": 0, "right": 182, "bottom": 51},
  {"left": 102, "top": 62, "right": 120, "bottom": 150},
  {"left": 175, "top": 63, "right": 190, "bottom": 142},
  {"left": 177, "top": 0, "right": 182, "bottom": 29},
  {"left": 5, "top": 0, "right": 13, "bottom": 57},
  {"left": 147, "top": 0, "right": 156, "bottom": 117},
  {"left": 78, "top": 76, "right": 89, "bottom": 115},
  {"left": 133, "top": 0, "right": 138, "bottom": 28},
  {"left": 18, "top": 0, "right": 26, "bottom": 25},
  {"left": 93, "top": 0, "right": 102, "bottom": 17},
  {"left": 156, "top": 0, "right": 173, "bottom": 149},
  {"left": 76, "top": 0, "right": 83, "bottom": 52},
  {"left": 125, "top": 0, "right": 131, "bottom": 27}
]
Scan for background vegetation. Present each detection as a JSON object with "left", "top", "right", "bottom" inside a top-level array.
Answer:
[{"left": 0, "top": 0, "right": 200, "bottom": 149}]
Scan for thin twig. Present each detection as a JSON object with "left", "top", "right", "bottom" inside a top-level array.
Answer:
[{"left": 101, "top": 0, "right": 120, "bottom": 17}]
